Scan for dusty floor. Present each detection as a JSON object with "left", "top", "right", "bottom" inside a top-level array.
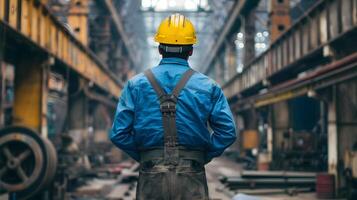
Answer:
[
  {"left": 0, "top": 157, "right": 344, "bottom": 200},
  {"left": 205, "top": 157, "right": 340, "bottom": 200}
]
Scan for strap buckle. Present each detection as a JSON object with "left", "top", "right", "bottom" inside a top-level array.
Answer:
[
  {"left": 160, "top": 96, "right": 177, "bottom": 114},
  {"left": 160, "top": 102, "right": 176, "bottom": 113},
  {"left": 165, "top": 138, "right": 178, "bottom": 147}
]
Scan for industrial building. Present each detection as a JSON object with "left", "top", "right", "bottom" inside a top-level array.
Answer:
[{"left": 0, "top": 0, "right": 356, "bottom": 199}]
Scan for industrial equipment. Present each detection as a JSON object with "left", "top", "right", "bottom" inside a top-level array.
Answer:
[
  {"left": 0, "top": 126, "right": 57, "bottom": 199},
  {"left": 271, "top": 131, "right": 327, "bottom": 171}
]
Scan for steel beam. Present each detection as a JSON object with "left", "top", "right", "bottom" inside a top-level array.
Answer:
[
  {"left": 0, "top": 0, "right": 121, "bottom": 97},
  {"left": 13, "top": 55, "right": 48, "bottom": 136},
  {"left": 231, "top": 52, "right": 357, "bottom": 111},
  {"left": 201, "top": 0, "right": 260, "bottom": 74}
]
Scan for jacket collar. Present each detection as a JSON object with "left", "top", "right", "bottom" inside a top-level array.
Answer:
[{"left": 159, "top": 57, "right": 189, "bottom": 67}]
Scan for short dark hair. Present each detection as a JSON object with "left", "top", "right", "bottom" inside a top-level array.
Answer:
[{"left": 159, "top": 44, "right": 193, "bottom": 60}]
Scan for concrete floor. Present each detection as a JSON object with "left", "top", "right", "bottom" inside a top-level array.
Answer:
[
  {"left": 205, "top": 157, "right": 342, "bottom": 200},
  {"left": 0, "top": 157, "right": 344, "bottom": 200}
]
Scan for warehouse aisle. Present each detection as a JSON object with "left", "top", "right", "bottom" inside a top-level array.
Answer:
[{"left": 0, "top": 0, "right": 356, "bottom": 199}]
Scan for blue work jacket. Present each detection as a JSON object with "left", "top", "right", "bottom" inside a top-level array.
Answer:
[{"left": 110, "top": 57, "right": 237, "bottom": 163}]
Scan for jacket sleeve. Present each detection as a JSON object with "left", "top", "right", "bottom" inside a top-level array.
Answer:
[
  {"left": 110, "top": 81, "right": 140, "bottom": 161},
  {"left": 206, "top": 84, "right": 237, "bottom": 162}
]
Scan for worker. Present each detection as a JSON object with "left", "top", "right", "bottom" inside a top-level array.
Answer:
[{"left": 110, "top": 13, "right": 236, "bottom": 200}]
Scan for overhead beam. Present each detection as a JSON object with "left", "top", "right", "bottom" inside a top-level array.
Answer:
[
  {"left": 231, "top": 52, "right": 357, "bottom": 111},
  {"left": 201, "top": 0, "right": 260, "bottom": 74},
  {"left": 0, "top": 0, "right": 122, "bottom": 97},
  {"left": 223, "top": 0, "right": 357, "bottom": 99},
  {"left": 100, "top": 0, "right": 138, "bottom": 68}
]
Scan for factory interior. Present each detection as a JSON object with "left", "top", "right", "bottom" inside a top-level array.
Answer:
[{"left": 0, "top": 0, "right": 357, "bottom": 199}]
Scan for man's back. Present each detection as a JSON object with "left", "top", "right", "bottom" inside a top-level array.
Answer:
[
  {"left": 110, "top": 13, "right": 236, "bottom": 200},
  {"left": 111, "top": 57, "right": 236, "bottom": 162}
]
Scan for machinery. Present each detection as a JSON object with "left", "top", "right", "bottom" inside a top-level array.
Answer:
[
  {"left": 271, "top": 131, "right": 327, "bottom": 172},
  {"left": 0, "top": 0, "right": 127, "bottom": 198},
  {"left": 0, "top": 126, "right": 57, "bottom": 199}
]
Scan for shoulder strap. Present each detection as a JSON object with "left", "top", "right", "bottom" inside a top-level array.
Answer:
[
  {"left": 144, "top": 68, "right": 195, "bottom": 98},
  {"left": 143, "top": 68, "right": 196, "bottom": 165},
  {"left": 144, "top": 69, "right": 166, "bottom": 98},
  {"left": 172, "top": 69, "right": 195, "bottom": 98}
]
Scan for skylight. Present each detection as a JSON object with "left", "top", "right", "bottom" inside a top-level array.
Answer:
[{"left": 141, "top": 0, "right": 209, "bottom": 11}]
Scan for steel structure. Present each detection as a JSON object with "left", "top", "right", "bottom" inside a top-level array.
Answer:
[
  {"left": 96, "top": 0, "right": 140, "bottom": 68},
  {"left": 202, "top": 0, "right": 261, "bottom": 74},
  {"left": 223, "top": 0, "right": 357, "bottom": 107},
  {"left": 0, "top": 0, "right": 122, "bottom": 97},
  {"left": 216, "top": 0, "right": 357, "bottom": 192}
]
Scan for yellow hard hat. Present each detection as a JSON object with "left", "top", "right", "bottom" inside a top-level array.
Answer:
[{"left": 154, "top": 13, "right": 197, "bottom": 45}]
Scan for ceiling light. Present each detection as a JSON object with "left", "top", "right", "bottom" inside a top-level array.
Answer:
[{"left": 237, "top": 32, "right": 243, "bottom": 39}]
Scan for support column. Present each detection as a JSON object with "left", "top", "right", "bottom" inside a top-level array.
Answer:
[
  {"left": 269, "top": 0, "right": 291, "bottom": 42},
  {"left": 13, "top": 55, "right": 49, "bottom": 137},
  {"left": 245, "top": 108, "right": 258, "bottom": 130},
  {"left": 225, "top": 34, "right": 237, "bottom": 80},
  {"left": 336, "top": 79, "right": 357, "bottom": 190},
  {"left": 328, "top": 85, "right": 338, "bottom": 189},
  {"left": 267, "top": 124, "right": 273, "bottom": 162},
  {"left": 272, "top": 101, "right": 290, "bottom": 153},
  {"left": 0, "top": 62, "right": 4, "bottom": 126},
  {"left": 109, "top": 41, "right": 123, "bottom": 73},
  {"left": 91, "top": 15, "right": 111, "bottom": 65},
  {"left": 0, "top": 25, "right": 4, "bottom": 126},
  {"left": 234, "top": 114, "right": 244, "bottom": 154},
  {"left": 68, "top": 79, "right": 89, "bottom": 147},
  {"left": 214, "top": 54, "right": 224, "bottom": 85},
  {"left": 241, "top": 108, "right": 259, "bottom": 163},
  {"left": 242, "top": 9, "right": 256, "bottom": 66},
  {"left": 92, "top": 103, "right": 111, "bottom": 143}
]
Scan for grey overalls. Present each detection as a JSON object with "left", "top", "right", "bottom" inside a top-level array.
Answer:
[{"left": 136, "top": 69, "right": 209, "bottom": 200}]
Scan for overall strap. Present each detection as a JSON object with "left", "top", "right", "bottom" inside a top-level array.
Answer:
[
  {"left": 144, "top": 69, "right": 195, "bottom": 165},
  {"left": 172, "top": 69, "right": 195, "bottom": 98},
  {"left": 144, "top": 70, "right": 165, "bottom": 99}
]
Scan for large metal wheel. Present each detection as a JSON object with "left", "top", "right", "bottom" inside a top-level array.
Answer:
[{"left": 0, "top": 126, "right": 58, "bottom": 199}]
